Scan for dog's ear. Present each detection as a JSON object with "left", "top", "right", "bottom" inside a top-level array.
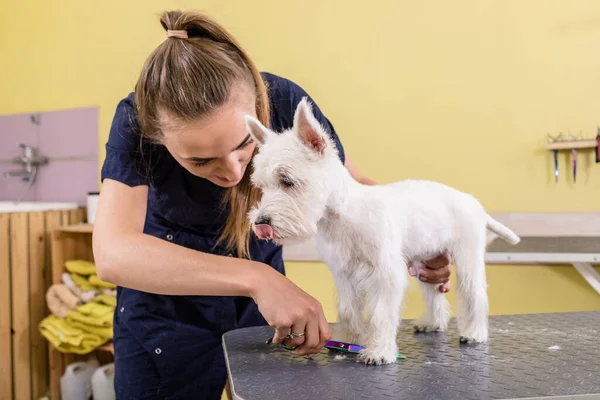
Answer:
[
  {"left": 245, "top": 115, "right": 271, "bottom": 146},
  {"left": 294, "top": 97, "right": 327, "bottom": 155}
]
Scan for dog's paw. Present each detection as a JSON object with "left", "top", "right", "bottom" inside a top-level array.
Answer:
[
  {"left": 459, "top": 332, "right": 488, "bottom": 344},
  {"left": 413, "top": 323, "right": 444, "bottom": 333},
  {"left": 459, "top": 324, "right": 488, "bottom": 343},
  {"left": 413, "top": 319, "right": 447, "bottom": 333},
  {"left": 358, "top": 348, "right": 397, "bottom": 366}
]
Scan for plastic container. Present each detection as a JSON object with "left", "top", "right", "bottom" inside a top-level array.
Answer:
[
  {"left": 60, "top": 359, "right": 99, "bottom": 400},
  {"left": 86, "top": 192, "right": 99, "bottom": 224},
  {"left": 91, "top": 362, "right": 116, "bottom": 400}
]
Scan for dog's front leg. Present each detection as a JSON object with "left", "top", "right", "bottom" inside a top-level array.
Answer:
[
  {"left": 331, "top": 268, "right": 366, "bottom": 345},
  {"left": 359, "top": 264, "right": 407, "bottom": 366}
]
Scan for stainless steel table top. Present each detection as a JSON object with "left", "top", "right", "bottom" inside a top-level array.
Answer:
[{"left": 223, "top": 312, "right": 600, "bottom": 400}]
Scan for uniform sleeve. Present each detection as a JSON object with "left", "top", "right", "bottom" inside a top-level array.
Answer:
[
  {"left": 100, "top": 94, "right": 151, "bottom": 187},
  {"left": 272, "top": 76, "right": 346, "bottom": 164}
]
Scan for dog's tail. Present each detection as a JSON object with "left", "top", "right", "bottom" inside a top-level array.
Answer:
[{"left": 485, "top": 214, "right": 520, "bottom": 245}]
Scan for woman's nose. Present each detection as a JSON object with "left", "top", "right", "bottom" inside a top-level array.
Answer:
[{"left": 219, "top": 154, "right": 243, "bottom": 182}]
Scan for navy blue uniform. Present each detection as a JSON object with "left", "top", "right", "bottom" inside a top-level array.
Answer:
[{"left": 101, "top": 72, "right": 346, "bottom": 399}]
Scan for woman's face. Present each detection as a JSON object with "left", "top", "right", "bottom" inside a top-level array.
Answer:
[{"left": 160, "top": 84, "right": 257, "bottom": 188}]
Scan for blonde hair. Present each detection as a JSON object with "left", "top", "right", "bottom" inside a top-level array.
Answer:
[{"left": 134, "top": 10, "right": 269, "bottom": 258}]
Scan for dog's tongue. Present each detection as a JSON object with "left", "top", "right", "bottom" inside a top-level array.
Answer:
[{"left": 255, "top": 224, "right": 274, "bottom": 240}]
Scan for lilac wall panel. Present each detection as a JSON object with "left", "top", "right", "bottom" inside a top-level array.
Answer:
[
  {"left": 0, "top": 107, "right": 98, "bottom": 205},
  {"left": 35, "top": 160, "right": 98, "bottom": 205},
  {"left": 38, "top": 108, "right": 98, "bottom": 159}
]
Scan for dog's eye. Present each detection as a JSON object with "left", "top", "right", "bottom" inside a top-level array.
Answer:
[{"left": 279, "top": 177, "right": 295, "bottom": 188}]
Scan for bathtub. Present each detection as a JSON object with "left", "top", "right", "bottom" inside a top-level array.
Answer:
[{"left": 0, "top": 201, "right": 79, "bottom": 213}]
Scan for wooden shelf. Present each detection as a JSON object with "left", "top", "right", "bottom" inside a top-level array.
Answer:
[
  {"left": 56, "top": 223, "right": 93, "bottom": 233},
  {"left": 545, "top": 139, "right": 597, "bottom": 150},
  {"left": 49, "top": 221, "right": 113, "bottom": 400}
]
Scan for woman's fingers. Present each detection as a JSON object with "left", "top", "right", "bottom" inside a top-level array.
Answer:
[
  {"left": 439, "top": 280, "right": 451, "bottom": 293},
  {"left": 406, "top": 254, "right": 452, "bottom": 291},
  {"left": 272, "top": 326, "right": 291, "bottom": 344},
  {"left": 418, "top": 265, "right": 451, "bottom": 283},
  {"left": 318, "top": 309, "right": 332, "bottom": 349},
  {"left": 292, "top": 319, "right": 319, "bottom": 355},
  {"left": 255, "top": 273, "right": 331, "bottom": 356},
  {"left": 283, "top": 321, "right": 307, "bottom": 349}
]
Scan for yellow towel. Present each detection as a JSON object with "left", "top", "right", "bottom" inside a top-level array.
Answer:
[
  {"left": 88, "top": 274, "right": 117, "bottom": 289},
  {"left": 66, "top": 318, "right": 113, "bottom": 339},
  {"left": 65, "top": 259, "right": 96, "bottom": 276},
  {"left": 93, "top": 294, "right": 117, "bottom": 308},
  {"left": 39, "top": 315, "right": 108, "bottom": 354},
  {"left": 67, "top": 302, "right": 114, "bottom": 328},
  {"left": 71, "top": 273, "right": 96, "bottom": 292}
]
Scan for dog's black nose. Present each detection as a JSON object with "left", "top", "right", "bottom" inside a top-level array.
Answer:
[{"left": 255, "top": 216, "right": 271, "bottom": 226}]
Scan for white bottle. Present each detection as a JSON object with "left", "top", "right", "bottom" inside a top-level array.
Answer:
[
  {"left": 60, "top": 359, "right": 99, "bottom": 400},
  {"left": 91, "top": 363, "right": 116, "bottom": 400},
  {"left": 86, "top": 191, "right": 99, "bottom": 224}
]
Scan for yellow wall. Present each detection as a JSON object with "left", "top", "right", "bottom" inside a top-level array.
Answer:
[{"left": 1, "top": 0, "right": 599, "bottom": 324}]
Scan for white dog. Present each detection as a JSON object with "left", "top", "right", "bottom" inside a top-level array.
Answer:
[{"left": 246, "top": 98, "right": 520, "bottom": 365}]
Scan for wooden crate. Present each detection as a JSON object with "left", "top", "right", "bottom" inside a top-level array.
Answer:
[
  {"left": 48, "top": 223, "right": 114, "bottom": 400},
  {"left": 0, "top": 208, "right": 86, "bottom": 400}
]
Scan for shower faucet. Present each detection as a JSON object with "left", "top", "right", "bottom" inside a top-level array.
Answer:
[{"left": 3, "top": 143, "right": 49, "bottom": 178}]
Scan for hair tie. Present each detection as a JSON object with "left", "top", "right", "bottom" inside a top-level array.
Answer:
[{"left": 167, "top": 30, "right": 188, "bottom": 39}]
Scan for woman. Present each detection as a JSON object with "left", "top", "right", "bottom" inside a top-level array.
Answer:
[{"left": 93, "top": 10, "right": 451, "bottom": 399}]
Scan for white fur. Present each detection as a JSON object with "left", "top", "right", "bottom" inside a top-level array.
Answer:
[{"left": 245, "top": 98, "right": 520, "bottom": 366}]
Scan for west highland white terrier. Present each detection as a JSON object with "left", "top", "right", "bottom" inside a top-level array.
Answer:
[{"left": 246, "top": 98, "right": 520, "bottom": 365}]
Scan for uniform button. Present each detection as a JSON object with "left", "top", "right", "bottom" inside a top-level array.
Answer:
[
  {"left": 166, "top": 234, "right": 173, "bottom": 241},
  {"left": 120, "top": 307, "right": 125, "bottom": 313},
  {"left": 155, "top": 348, "right": 162, "bottom": 355}
]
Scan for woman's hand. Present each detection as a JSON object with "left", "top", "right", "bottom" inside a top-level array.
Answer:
[
  {"left": 408, "top": 253, "right": 452, "bottom": 293},
  {"left": 250, "top": 267, "right": 331, "bottom": 356}
]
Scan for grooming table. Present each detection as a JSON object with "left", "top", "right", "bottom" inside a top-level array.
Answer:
[{"left": 223, "top": 311, "right": 600, "bottom": 400}]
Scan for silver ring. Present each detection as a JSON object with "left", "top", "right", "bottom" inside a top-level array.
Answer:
[{"left": 287, "top": 331, "right": 305, "bottom": 339}]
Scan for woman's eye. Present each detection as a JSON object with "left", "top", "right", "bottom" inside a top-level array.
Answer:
[{"left": 192, "top": 160, "right": 211, "bottom": 167}]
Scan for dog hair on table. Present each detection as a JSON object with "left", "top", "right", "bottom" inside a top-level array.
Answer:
[{"left": 246, "top": 98, "right": 520, "bottom": 365}]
